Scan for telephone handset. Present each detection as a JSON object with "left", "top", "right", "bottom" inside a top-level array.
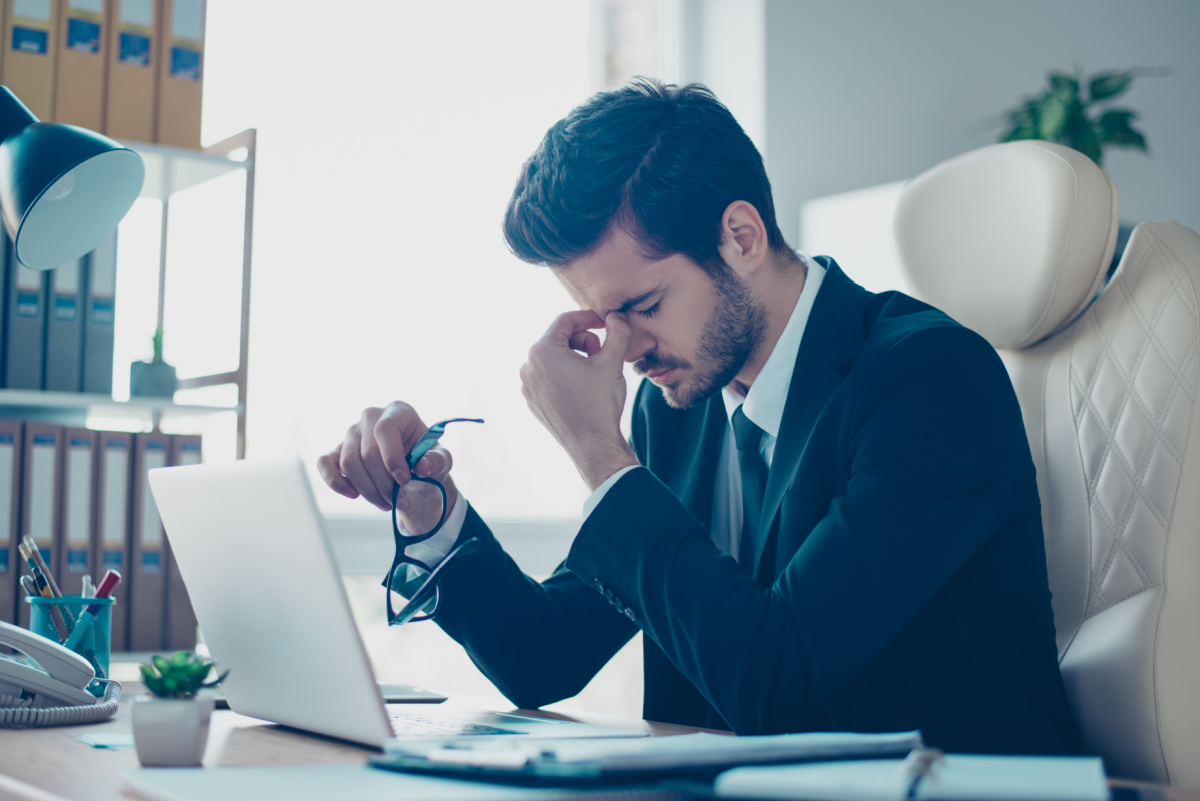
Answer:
[{"left": 0, "top": 620, "right": 97, "bottom": 707}]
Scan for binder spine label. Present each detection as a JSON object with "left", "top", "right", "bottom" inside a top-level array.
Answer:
[
  {"left": 16, "top": 292, "right": 39, "bottom": 317},
  {"left": 169, "top": 46, "right": 200, "bottom": 79},
  {"left": 67, "top": 18, "right": 101, "bottom": 52},
  {"left": 103, "top": 550, "right": 122, "bottom": 570},
  {"left": 12, "top": 27, "right": 48, "bottom": 54},
  {"left": 0, "top": 550, "right": 7, "bottom": 573},
  {"left": 141, "top": 551, "right": 160, "bottom": 574},
  {"left": 92, "top": 298, "right": 114, "bottom": 323},
  {"left": 118, "top": 31, "right": 150, "bottom": 65},
  {"left": 54, "top": 296, "right": 78, "bottom": 321},
  {"left": 66, "top": 550, "right": 87, "bottom": 573}
]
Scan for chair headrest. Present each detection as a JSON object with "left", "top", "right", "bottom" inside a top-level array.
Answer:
[{"left": 893, "top": 141, "right": 1120, "bottom": 350}]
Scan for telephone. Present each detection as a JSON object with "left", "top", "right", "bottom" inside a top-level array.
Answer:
[{"left": 0, "top": 619, "right": 97, "bottom": 707}]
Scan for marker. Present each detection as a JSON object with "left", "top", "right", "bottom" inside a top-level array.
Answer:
[
  {"left": 63, "top": 570, "right": 121, "bottom": 651},
  {"left": 18, "top": 542, "right": 69, "bottom": 641},
  {"left": 81, "top": 575, "right": 94, "bottom": 598}
]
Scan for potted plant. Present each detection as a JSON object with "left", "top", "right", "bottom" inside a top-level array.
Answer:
[
  {"left": 129, "top": 327, "right": 178, "bottom": 398},
  {"left": 132, "top": 651, "right": 227, "bottom": 767},
  {"left": 998, "top": 67, "right": 1165, "bottom": 279}
]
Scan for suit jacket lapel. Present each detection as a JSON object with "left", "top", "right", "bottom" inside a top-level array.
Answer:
[{"left": 753, "top": 259, "right": 868, "bottom": 576}]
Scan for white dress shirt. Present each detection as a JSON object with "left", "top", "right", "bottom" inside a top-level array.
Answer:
[{"left": 416, "top": 255, "right": 826, "bottom": 567}]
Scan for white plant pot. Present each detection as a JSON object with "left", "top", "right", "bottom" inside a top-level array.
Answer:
[{"left": 131, "top": 694, "right": 215, "bottom": 767}]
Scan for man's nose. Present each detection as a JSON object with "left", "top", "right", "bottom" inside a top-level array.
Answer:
[{"left": 624, "top": 325, "right": 655, "bottom": 364}]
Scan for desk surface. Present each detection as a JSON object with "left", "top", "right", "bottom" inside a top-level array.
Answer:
[
  {"left": 0, "top": 685, "right": 1196, "bottom": 801},
  {"left": 0, "top": 685, "right": 707, "bottom": 801}
]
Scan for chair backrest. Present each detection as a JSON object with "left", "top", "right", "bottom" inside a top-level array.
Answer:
[{"left": 893, "top": 140, "right": 1200, "bottom": 787}]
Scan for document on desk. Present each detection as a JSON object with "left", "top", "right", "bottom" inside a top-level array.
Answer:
[
  {"left": 123, "top": 764, "right": 683, "bottom": 801},
  {"left": 377, "top": 730, "right": 923, "bottom": 780},
  {"left": 713, "top": 755, "right": 1109, "bottom": 801}
]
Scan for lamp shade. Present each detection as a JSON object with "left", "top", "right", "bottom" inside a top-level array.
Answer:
[{"left": 0, "top": 87, "right": 144, "bottom": 270}]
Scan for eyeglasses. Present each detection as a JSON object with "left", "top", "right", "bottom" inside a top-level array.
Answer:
[{"left": 384, "top": 417, "right": 483, "bottom": 626}]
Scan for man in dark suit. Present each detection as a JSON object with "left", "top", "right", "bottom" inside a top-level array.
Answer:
[{"left": 317, "top": 80, "right": 1080, "bottom": 754}]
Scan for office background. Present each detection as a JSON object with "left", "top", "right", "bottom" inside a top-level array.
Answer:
[{"left": 105, "top": 0, "right": 1199, "bottom": 719}]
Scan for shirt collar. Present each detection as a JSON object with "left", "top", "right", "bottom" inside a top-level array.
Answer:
[{"left": 722, "top": 253, "right": 827, "bottom": 438}]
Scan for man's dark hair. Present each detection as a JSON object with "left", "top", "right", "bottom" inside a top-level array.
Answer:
[{"left": 503, "top": 78, "right": 791, "bottom": 276}]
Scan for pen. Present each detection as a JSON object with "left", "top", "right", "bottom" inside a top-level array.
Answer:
[
  {"left": 18, "top": 542, "right": 69, "bottom": 642},
  {"left": 21, "top": 536, "right": 76, "bottom": 627},
  {"left": 19, "top": 574, "right": 38, "bottom": 600},
  {"left": 63, "top": 569, "right": 121, "bottom": 651}
]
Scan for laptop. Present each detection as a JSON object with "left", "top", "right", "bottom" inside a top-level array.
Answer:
[{"left": 147, "top": 457, "right": 644, "bottom": 748}]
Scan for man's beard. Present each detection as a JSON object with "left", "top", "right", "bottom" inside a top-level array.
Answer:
[{"left": 635, "top": 267, "right": 768, "bottom": 410}]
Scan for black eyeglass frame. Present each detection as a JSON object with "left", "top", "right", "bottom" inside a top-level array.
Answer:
[{"left": 384, "top": 417, "right": 483, "bottom": 626}]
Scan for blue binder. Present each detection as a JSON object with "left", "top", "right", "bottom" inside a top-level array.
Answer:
[
  {"left": 82, "top": 232, "right": 117, "bottom": 396},
  {"left": 44, "top": 258, "right": 86, "bottom": 392},
  {"left": 3, "top": 235, "right": 46, "bottom": 390}
]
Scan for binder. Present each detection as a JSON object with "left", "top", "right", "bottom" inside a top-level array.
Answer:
[
  {"left": 0, "top": 420, "right": 22, "bottom": 624},
  {"left": 164, "top": 433, "right": 198, "bottom": 649},
  {"left": 94, "top": 431, "right": 131, "bottom": 650},
  {"left": 82, "top": 231, "right": 117, "bottom": 395},
  {"left": 129, "top": 431, "right": 167, "bottom": 651},
  {"left": 103, "top": 0, "right": 155, "bottom": 141},
  {"left": 4, "top": 236, "right": 46, "bottom": 390},
  {"left": 2, "top": 0, "right": 59, "bottom": 121},
  {"left": 43, "top": 256, "right": 85, "bottom": 392},
  {"left": 53, "top": 0, "right": 107, "bottom": 129},
  {"left": 154, "top": 0, "right": 202, "bottom": 148},
  {"left": 17, "top": 423, "right": 61, "bottom": 628},
  {"left": 59, "top": 428, "right": 94, "bottom": 595}
]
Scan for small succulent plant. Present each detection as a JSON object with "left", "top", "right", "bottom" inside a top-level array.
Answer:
[{"left": 139, "top": 651, "right": 227, "bottom": 699}]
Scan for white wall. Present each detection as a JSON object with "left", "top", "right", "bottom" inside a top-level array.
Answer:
[{"left": 762, "top": 0, "right": 1200, "bottom": 256}]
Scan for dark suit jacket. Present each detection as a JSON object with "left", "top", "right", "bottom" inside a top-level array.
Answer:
[{"left": 434, "top": 258, "right": 1081, "bottom": 755}]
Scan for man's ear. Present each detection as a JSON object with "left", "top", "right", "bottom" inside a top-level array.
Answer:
[{"left": 718, "top": 200, "right": 769, "bottom": 279}]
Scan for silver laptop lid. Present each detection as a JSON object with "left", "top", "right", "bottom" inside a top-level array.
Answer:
[{"left": 148, "top": 458, "right": 394, "bottom": 746}]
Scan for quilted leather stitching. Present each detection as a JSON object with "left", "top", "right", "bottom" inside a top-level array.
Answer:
[{"left": 1068, "top": 230, "right": 1199, "bottom": 621}]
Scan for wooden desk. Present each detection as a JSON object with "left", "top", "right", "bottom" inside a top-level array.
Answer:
[
  {"left": 0, "top": 685, "right": 705, "bottom": 801},
  {"left": 0, "top": 685, "right": 1197, "bottom": 801}
]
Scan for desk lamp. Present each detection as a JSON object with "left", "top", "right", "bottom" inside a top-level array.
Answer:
[{"left": 0, "top": 86, "right": 144, "bottom": 270}]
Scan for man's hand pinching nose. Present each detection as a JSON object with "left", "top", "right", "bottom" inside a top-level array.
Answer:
[{"left": 519, "top": 310, "right": 640, "bottom": 491}]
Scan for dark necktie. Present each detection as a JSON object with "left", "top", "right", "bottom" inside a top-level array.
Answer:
[{"left": 731, "top": 405, "right": 767, "bottom": 575}]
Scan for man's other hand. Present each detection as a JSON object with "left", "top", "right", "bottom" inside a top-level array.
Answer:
[
  {"left": 316, "top": 402, "right": 457, "bottom": 523},
  {"left": 520, "top": 310, "right": 639, "bottom": 490}
]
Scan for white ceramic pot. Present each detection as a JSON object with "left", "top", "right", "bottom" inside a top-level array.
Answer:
[{"left": 131, "top": 694, "right": 215, "bottom": 767}]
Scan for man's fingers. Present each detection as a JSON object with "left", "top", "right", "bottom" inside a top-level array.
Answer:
[
  {"left": 599, "top": 312, "right": 633, "bottom": 364},
  {"left": 340, "top": 431, "right": 389, "bottom": 511},
  {"left": 317, "top": 446, "right": 359, "bottom": 499},
  {"left": 414, "top": 444, "right": 453, "bottom": 481},
  {"left": 568, "top": 330, "right": 603, "bottom": 356},
  {"left": 548, "top": 309, "right": 606, "bottom": 347},
  {"left": 377, "top": 402, "right": 426, "bottom": 484}
]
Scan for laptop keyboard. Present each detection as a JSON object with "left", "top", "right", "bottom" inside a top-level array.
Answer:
[{"left": 387, "top": 710, "right": 524, "bottom": 737}]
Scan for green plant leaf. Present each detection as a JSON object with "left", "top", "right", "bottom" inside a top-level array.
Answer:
[
  {"left": 139, "top": 663, "right": 157, "bottom": 682},
  {"left": 152, "top": 655, "right": 172, "bottom": 675},
  {"left": 171, "top": 651, "right": 190, "bottom": 666},
  {"left": 200, "top": 669, "right": 231, "bottom": 689},
  {"left": 1098, "top": 109, "right": 1147, "bottom": 152},
  {"left": 1089, "top": 71, "right": 1132, "bottom": 102},
  {"left": 1049, "top": 72, "right": 1079, "bottom": 99},
  {"left": 1038, "top": 92, "right": 1070, "bottom": 141},
  {"left": 143, "top": 674, "right": 168, "bottom": 697}
]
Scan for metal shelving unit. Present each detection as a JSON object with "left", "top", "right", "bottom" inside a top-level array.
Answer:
[{"left": 0, "top": 129, "right": 257, "bottom": 457}]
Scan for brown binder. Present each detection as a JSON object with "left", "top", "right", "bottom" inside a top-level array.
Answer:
[
  {"left": 17, "top": 423, "right": 62, "bottom": 628},
  {"left": 0, "top": 420, "right": 22, "bottom": 624},
  {"left": 154, "top": 0, "right": 202, "bottom": 147},
  {"left": 163, "top": 433, "right": 199, "bottom": 649},
  {"left": 59, "top": 428, "right": 96, "bottom": 595},
  {"left": 53, "top": 0, "right": 107, "bottom": 129},
  {"left": 2, "top": 0, "right": 59, "bottom": 121},
  {"left": 129, "top": 431, "right": 168, "bottom": 651},
  {"left": 94, "top": 430, "right": 132, "bottom": 650},
  {"left": 103, "top": 0, "right": 155, "bottom": 141}
]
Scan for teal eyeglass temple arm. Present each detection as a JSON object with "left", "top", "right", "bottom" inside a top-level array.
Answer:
[{"left": 405, "top": 418, "right": 484, "bottom": 470}]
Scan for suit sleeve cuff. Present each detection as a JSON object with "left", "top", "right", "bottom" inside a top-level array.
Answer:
[
  {"left": 582, "top": 465, "right": 642, "bottom": 520},
  {"left": 404, "top": 491, "right": 468, "bottom": 568}
]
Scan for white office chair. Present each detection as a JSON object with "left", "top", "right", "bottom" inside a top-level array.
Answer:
[{"left": 892, "top": 140, "right": 1200, "bottom": 787}]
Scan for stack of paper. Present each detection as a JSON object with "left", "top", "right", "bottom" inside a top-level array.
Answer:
[{"left": 714, "top": 755, "right": 1109, "bottom": 801}]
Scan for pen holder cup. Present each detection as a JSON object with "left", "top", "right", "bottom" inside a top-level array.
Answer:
[{"left": 26, "top": 595, "right": 114, "bottom": 697}]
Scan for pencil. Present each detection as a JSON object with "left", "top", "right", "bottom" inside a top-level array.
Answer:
[{"left": 18, "top": 542, "right": 69, "bottom": 642}]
